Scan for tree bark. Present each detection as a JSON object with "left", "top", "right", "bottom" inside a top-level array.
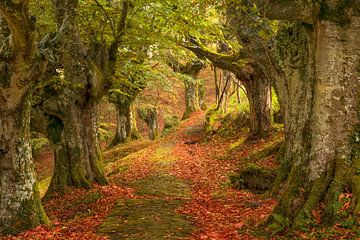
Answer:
[
  {"left": 272, "top": 17, "right": 360, "bottom": 228},
  {"left": 198, "top": 79, "right": 207, "bottom": 110},
  {"left": 224, "top": 0, "right": 360, "bottom": 227},
  {"left": 0, "top": 3, "right": 49, "bottom": 235},
  {"left": 242, "top": 68, "right": 272, "bottom": 138},
  {"left": 40, "top": 0, "right": 108, "bottom": 193},
  {"left": 138, "top": 108, "right": 158, "bottom": 140},
  {"left": 109, "top": 102, "right": 130, "bottom": 147},
  {"left": 183, "top": 77, "right": 200, "bottom": 119}
]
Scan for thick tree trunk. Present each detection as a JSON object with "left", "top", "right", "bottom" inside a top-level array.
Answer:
[
  {"left": 0, "top": 96, "right": 49, "bottom": 235},
  {"left": 0, "top": 5, "right": 49, "bottom": 234},
  {"left": 81, "top": 104, "right": 107, "bottom": 185},
  {"left": 43, "top": 0, "right": 107, "bottom": 193},
  {"left": 269, "top": 18, "right": 360, "bottom": 227},
  {"left": 45, "top": 101, "right": 107, "bottom": 192}
]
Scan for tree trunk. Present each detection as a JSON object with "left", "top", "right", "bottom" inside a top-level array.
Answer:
[
  {"left": 242, "top": 68, "right": 272, "bottom": 138},
  {"left": 269, "top": 18, "right": 360, "bottom": 228},
  {"left": 198, "top": 79, "right": 207, "bottom": 110},
  {"left": 183, "top": 78, "right": 200, "bottom": 119},
  {"left": 43, "top": 0, "right": 107, "bottom": 193},
  {"left": 109, "top": 102, "right": 131, "bottom": 147},
  {"left": 129, "top": 105, "right": 141, "bottom": 140},
  {"left": 45, "top": 102, "right": 105, "bottom": 192},
  {"left": 81, "top": 104, "right": 107, "bottom": 185},
  {"left": 108, "top": 102, "right": 141, "bottom": 148},
  {"left": 0, "top": 95, "right": 49, "bottom": 235},
  {"left": 0, "top": 5, "right": 49, "bottom": 234},
  {"left": 139, "top": 108, "right": 159, "bottom": 140},
  {"left": 146, "top": 109, "right": 158, "bottom": 141}
]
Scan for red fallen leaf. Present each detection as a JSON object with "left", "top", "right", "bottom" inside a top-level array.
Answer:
[
  {"left": 234, "top": 221, "right": 244, "bottom": 229},
  {"left": 311, "top": 210, "right": 321, "bottom": 224}
]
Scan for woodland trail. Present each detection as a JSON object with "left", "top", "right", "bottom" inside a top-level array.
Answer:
[
  {"left": 99, "top": 112, "right": 276, "bottom": 240},
  {"left": 2, "top": 112, "right": 277, "bottom": 240}
]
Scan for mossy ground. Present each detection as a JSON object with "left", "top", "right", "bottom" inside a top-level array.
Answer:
[
  {"left": 98, "top": 199, "right": 194, "bottom": 240},
  {"left": 99, "top": 138, "right": 194, "bottom": 239},
  {"left": 130, "top": 174, "right": 191, "bottom": 198}
]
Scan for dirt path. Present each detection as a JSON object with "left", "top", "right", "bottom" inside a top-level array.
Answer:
[{"left": 99, "top": 112, "right": 276, "bottom": 240}]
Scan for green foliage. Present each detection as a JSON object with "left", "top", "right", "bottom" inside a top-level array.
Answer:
[{"left": 29, "top": 0, "right": 56, "bottom": 38}]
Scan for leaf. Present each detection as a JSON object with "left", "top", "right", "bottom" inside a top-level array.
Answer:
[{"left": 234, "top": 221, "right": 244, "bottom": 229}]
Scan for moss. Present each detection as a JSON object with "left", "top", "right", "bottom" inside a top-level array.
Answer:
[
  {"left": 0, "top": 62, "right": 11, "bottom": 88},
  {"left": 162, "top": 115, "right": 180, "bottom": 136},
  {"left": 98, "top": 199, "right": 195, "bottom": 240},
  {"left": 230, "top": 164, "right": 277, "bottom": 193},
  {"left": 130, "top": 174, "right": 190, "bottom": 198},
  {"left": 38, "top": 176, "right": 51, "bottom": 198},
  {"left": 243, "top": 141, "right": 284, "bottom": 162}
]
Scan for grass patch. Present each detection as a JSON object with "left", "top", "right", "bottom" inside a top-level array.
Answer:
[
  {"left": 98, "top": 198, "right": 195, "bottom": 240},
  {"left": 149, "top": 146, "right": 178, "bottom": 170},
  {"left": 229, "top": 136, "right": 246, "bottom": 150},
  {"left": 242, "top": 140, "right": 284, "bottom": 162},
  {"left": 130, "top": 174, "right": 191, "bottom": 198},
  {"left": 104, "top": 140, "right": 152, "bottom": 163}
]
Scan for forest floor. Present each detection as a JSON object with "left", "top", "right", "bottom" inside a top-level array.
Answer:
[{"left": 3, "top": 112, "right": 358, "bottom": 240}]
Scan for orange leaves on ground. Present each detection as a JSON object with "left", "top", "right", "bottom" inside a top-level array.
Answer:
[
  {"left": 168, "top": 113, "right": 277, "bottom": 240},
  {"left": 2, "top": 185, "right": 134, "bottom": 240}
]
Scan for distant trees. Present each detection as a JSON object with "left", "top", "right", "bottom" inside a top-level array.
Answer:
[{"left": 186, "top": 43, "right": 272, "bottom": 137}]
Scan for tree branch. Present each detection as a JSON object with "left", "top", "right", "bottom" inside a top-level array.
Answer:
[
  {"left": 253, "top": 0, "right": 319, "bottom": 24},
  {"left": 183, "top": 41, "right": 251, "bottom": 81}
]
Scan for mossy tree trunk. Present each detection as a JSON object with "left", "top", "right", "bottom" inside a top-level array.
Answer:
[
  {"left": 108, "top": 101, "right": 141, "bottom": 148},
  {"left": 183, "top": 77, "right": 200, "bottom": 119},
  {"left": 39, "top": 0, "right": 109, "bottom": 193},
  {"left": 198, "top": 79, "right": 207, "bottom": 110},
  {"left": 242, "top": 68, "right": 272, "bottom": 138},
  {"left": 138, "top": 108, "right": 158, "bottom": 140},
  {"left": 130, "top": 105, "right": 141, "bottom": 140},
  {"left": 167, "top": 59, "right": 205, "bottom": 119},
  {"left": 236, "top": 0, "right": 360, "bottom": 228},
  {"left": 0, "top": 3, "right": 49, "bottom": 235}
]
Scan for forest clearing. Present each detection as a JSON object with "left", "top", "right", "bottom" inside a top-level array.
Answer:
[{"left": 0, "top": 0, "right": 360, "bottom": 239}]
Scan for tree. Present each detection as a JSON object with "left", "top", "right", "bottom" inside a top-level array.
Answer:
[
  {"left": 237, "top": 0, "right": 360, "bottom": 228},
  {"left": 32, "top": 0, "right": 132, "bottom": 192},
  {"left": 0, "top": 1, "right": 49, "bottom": 235},
  {"left": 168, "top": 58, "right": 205, "bottom": 119},
  {"left": 185, "top": 42, "right": 272, "bottom": 137},
  {"left": 107, "top": 63, "right": 147, "bottom": 148}
]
